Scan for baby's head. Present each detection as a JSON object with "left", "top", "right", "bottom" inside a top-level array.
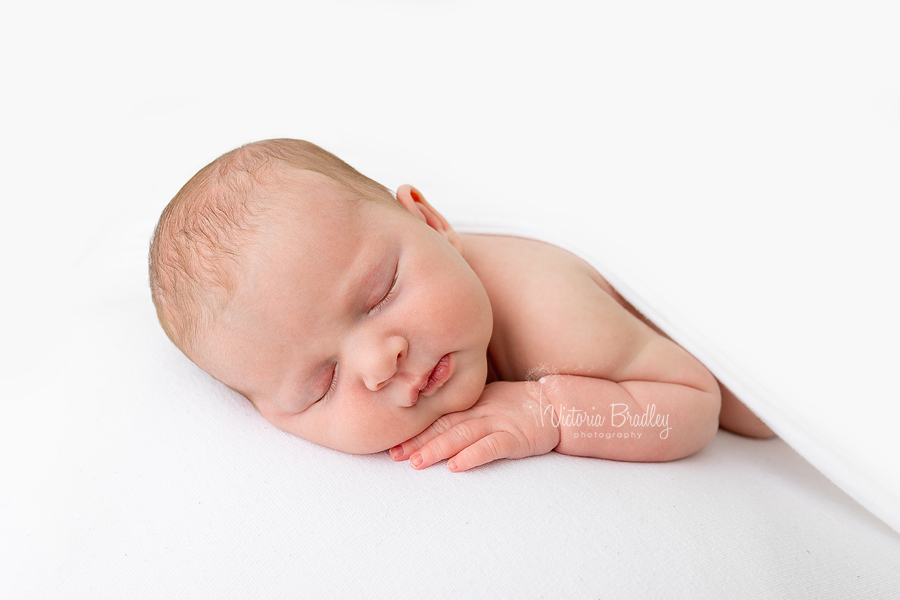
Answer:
[{"left": 149, "top": 139, "right": 493, "bottom": 453}]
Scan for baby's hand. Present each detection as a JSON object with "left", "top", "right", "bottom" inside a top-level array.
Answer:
[{"left": 389, "top": 381, "right": 561, "bottom": 472}]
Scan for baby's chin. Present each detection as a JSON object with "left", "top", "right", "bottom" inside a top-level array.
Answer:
[
  {"left": 341, "top": 417, "right": 449, "bottom": 455},
  {"left": 377, "top": 380, "right": 487, "bottom": 453},
  {"left": 338, "top": 404, "right": 484, "bottom": 456},
  {"left": 326, "top": 356, "right": 489, "bottom": 455}
]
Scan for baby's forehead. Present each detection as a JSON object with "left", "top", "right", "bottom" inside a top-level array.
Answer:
[
  {"left": 264, "top": 168, "right": 350, "bottom": 206},
  {"left": 262, "top": 169, "right": 406, "bottom": 240},
  {"left": 238, "top": 169, "right": 419, "bottom": 302},
  {"left": 264, "top": 170, "right": 364, "bottom": 222},
  {"left": 248, "top": 182, "right": 377, "bottom": 275},
  {"left": 226, "top": 192, "right": 395, "bottom": 344}
]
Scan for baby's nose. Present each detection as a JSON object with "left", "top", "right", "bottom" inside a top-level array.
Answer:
[{"left": 362, "top": 335, "right": 408, "bottom": 392}]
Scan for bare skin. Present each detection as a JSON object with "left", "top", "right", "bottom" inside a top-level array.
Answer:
[
  {"left": 195, "top": 172, "right": 773, "bottom": 472},
  {"left": 392, "top": 231, "right": 774, "bottom": 472},
  {"left": 526, "top": 243, "right": 776, "bottom": 440}
]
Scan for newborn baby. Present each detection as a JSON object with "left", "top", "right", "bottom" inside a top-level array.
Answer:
[{"left": 149, "top": 139, "right": 774, "bottom": 472}]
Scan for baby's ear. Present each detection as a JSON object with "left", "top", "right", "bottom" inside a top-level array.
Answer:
[{"left": 395, "top": 184, "right": 466, "bottom": 256}]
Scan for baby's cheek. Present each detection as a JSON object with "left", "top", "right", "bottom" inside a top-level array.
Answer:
[{"left": 448, "top": 373, "right": 484, "bottom": 414}]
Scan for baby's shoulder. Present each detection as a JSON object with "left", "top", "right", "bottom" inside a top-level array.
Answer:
[
  {"left": 461, "top": 233, "right": 617, "bottom": 301},
  {"left": 461, "top": 234, "right": 650, "bottom": 381}
]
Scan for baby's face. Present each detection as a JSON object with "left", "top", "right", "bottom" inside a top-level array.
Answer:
[{"left": 209, "top": 173, "right": 493, "bottom": 453}]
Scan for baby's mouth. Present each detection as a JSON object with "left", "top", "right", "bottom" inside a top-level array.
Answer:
[{"left": 418, "top": 353, "right": 452, "bottom": 397}]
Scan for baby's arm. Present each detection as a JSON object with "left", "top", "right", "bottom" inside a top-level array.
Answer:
[
  {"left": 538, "top": 337, "right": 721, "bottom": 462},
  {"left": 392, "top": 336, "right": 720, "bottom": 471}
]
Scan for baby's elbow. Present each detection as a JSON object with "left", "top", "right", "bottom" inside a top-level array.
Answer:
[
  {"left": 663, "top": 386, "right": 721, "bottom": 462},
  {"left": 692, "top": 389, "right": 722, "bottom": 455}
]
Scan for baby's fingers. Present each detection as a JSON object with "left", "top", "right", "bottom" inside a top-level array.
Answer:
[
  {"left": 389, "top": 412, "right": 471, "bottom": 462},
  {"left": 408, "top": 418, "right": 494, "bottom": 470},
  {"left": 447, "top": 431, "right": 521, "bottom": 472}
]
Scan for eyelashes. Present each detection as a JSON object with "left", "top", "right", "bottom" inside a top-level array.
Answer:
[
  {"left": 317, "top": 364, "right": 338, "bottom": 403},
  {"left": 368, "top": 264, "right": 399, "bottom": 315}
]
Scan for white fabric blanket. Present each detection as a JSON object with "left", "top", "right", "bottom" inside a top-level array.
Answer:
[
  {"left": 3, "top": 1, "right": 899, "bottom": 597},
  {"left": 4, "top": 287, "right": 900, "bottom": 598}
]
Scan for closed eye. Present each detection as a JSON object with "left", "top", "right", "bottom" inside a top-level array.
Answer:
[
  {"left": 368, "top": 264, "right": 399, "bottom": 315},
  {"left": 316, "top": 263, "right": 397, "bottom": 404},
  {"left": 316, "top": 364, "right": 338, "bottom": 403}
]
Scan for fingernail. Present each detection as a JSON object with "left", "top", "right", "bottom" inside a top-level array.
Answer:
[
  {"left": 448, "top": 460, "right": 458, "bottom": 471},
  {"left": 410, "top": 453, "right": 423, "bottom": 468},
  {"left": 389, "top": 446, "right": 402, "bottom": 460}
]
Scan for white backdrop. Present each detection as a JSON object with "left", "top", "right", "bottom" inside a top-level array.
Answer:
[{"left": 3, "top": 1, "right": 899, "bottom": 597}]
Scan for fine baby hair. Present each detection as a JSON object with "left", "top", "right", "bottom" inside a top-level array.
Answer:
[{"left": 149, "top": 139, "right": 394, "bottom": 367}]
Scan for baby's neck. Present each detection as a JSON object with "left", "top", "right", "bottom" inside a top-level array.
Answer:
[
  {"left": 485, "top": 350, "right": 500, "bottom": 385},
  {"left": 461, "top": 233, "right": 504, "bottom": 385}
]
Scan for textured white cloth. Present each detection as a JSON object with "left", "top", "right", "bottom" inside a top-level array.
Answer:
[{"left": 3, "top": 291, "right": 900, "bottom": 598}]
